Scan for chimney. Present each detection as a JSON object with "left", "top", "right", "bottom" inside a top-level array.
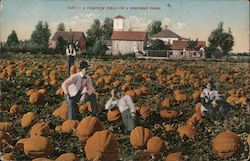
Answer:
[{"left": 165, "top": 25, "right": 168, "bottom": 30}]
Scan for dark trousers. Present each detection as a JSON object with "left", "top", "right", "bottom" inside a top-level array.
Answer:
[
  {"left": 202, "top": 100, "right": 231, "bottom": 121},
  {"left": 65, "top": 92, "right": 98, "bottom": 120}
]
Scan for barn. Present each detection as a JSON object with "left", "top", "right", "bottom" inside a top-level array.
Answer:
[{"left": 49, "top": 30, "right": 86, "bottom": 53}]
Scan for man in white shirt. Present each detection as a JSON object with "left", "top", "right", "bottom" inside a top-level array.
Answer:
[
  {"left": 66, "top": 43, "right": 76, "bottom": 76},
  {"left": 105, "top": 88, "right": 136, "bottom": 133},
  {"left": 200, "top": 81, "right": 230, "bottom": 121},
  {"left": 62, "top": 61, "right": 98, "bottom": 120}
]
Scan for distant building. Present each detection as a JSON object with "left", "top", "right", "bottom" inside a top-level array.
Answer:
[
  {"left": 49, "top": 30, "right": 86, "bottom": 52},
  {"left": 170, "top": 40, "right": 206, "bottom": 58},
  {"left": 110, "top": 15, "right": 148, "bottom": 55},
  {"left": 151, "top": 26, "right": 182, "bottom": 45}
]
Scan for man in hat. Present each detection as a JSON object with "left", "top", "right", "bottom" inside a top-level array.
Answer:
[{"left": 62, "top": 60, "right": 98, "bottom": 120}]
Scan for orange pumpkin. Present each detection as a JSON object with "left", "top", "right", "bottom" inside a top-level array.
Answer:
[
  {"left": 160, "top": 110, "right": 178, "bottom": 120},
  {"left": 147, "top": 136, "right": 166, "bottom": 156},
  {"left": 130, "top": 126, "right": 154, "bottom": 149},
  {"left": 85, "top": 130, "right": 119, "bottom": 161},
  {"left": 29, "top": 91, "right": 44, "bottom": 104},
  {"left": 164, "top": 124, "right": 175, "bottom": 133},
  {"left": 52, "top": 102, "right": 68, "bottom": 120},
  {"left": 139, "top": 106, "right": 151, "bottom": 120},
  {"left": 76, "top": 116, "right": 104, "bottom": 142},
  {"left": 212, "top": 131, "right": 243, "bottom": 158},
  {"left": 9, "top": 104, "right": 21, "bottom": 115},
  {"left": 16, "top": 136, "right": 54, "bottom": 158},
  {"left": 165, "top": 153, "right": 184, "bottom": 161},
  {"left": 55, "top": 153, "right": 80, "bottom": 161},
  {"left": 29, "top": 122, "right": 50, "bottom": 137},
  {"left": 107, "top": 108, "right": 121, "bottom": 122},
  {"left": 162, "top": 98, "right": 171, "bottom": 108},
  {"left": 61, "top": 120, "right": 79, "bottom": 134},
  {"left": 21, "top": 112, "right": 38, "bottom": 128},
  {"left": 1, "top": 153, "right": 15, "bottom": 161},
  {"left": 177, "top": 125, "right": 196, "bottom": 139}
]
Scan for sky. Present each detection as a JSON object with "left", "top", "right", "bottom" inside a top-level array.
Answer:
[{"left": 0, "top": 0, "right": 249, "bottom": 52}]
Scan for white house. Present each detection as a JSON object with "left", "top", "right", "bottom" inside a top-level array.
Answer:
[
  {"left": 151, "top": 26, "right": 182, "bottom": 45},
  {"left": 110, "top": 15, "right": 148, "bottom": 55},
  {"left": 170, "top": 40, "right": 206, "bottom": 58}
]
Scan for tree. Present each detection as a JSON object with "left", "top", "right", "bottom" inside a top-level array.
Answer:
[
  {"left": 187, "top": 38, "right": 198, "bottom": 50},
  {"left": 56, "top": 36, "right": 67, "bottom": 53},
  {"left": 6, "top": 30, "right": 19, "bottom": 47},
  {"left": 86, "top": 19, "right": 102, "bottom": 47},
  {"left": 101, "top": 18, "right": 113, "bottom": 40},
  {"left": 208, "top": 22, "right": 234, "bottom": 55},
  {"left": 150, "top": 39, "right": 167, "bottom": 50},
  {"left": 57, "top": 23, "right": 65, "bottom": 32},
  {"left": 31, "top": 21, "right": 51, "bottom": 50},
  {"left": 147, "top": 20, "right": 162, "bottom": 36}
]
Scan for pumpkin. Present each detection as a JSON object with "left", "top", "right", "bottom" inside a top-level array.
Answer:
[
  {"left": 16, "top": 136, "right": 54, "bottom": 158},
  {"left": 56, "top": 88, "right": 64, "bottom": 95},
  {"left": 21, "top": 112, "right": 38, "bottom": 128},
  {"left": 162, "top": 98, "right": 171, "bottom": 108},
  {"left": 139, "top": 106, "right": 151, "bottom": 120},
  {"left": 165, "top": 152, "right": 184, "bottom": 161},
  {"left": 104, "top": 75, "right": 113, "bottom": 84},
  {"left": 212, "top": 131, "right": 243, "bottom": 158},
  {"left": 27, "top": 89, "right": 36, "bottom": 97},
  {"left": 52, "top": 102, "right": 68, "bottom": 120},
  {"left": 9, "top": 104, "right": 21, "bottom": 115},
  {"left": 30, "top": 122, "right": 50, "bottom": 137},
  {"left": 76, "top": 116, "right": 104, "bottom": 142},
  {"left": 124, "top": 75, "right": 133, "bottom": 82},
  {"left": 85, "top": 130, "right": 119, "bottom": 161},
  {"left": 107, "top": 108, "right": 121, "bottom": 122},
  {"left": 0, "top": 122, "right": 12, "bottom": 132},
  {"left": 29, "top": 91, "right": 44, "bottom": 104},
  {"left": 55, "top": 126, "right": 62, "bottom": 133},
  {"left": 147, "top": 136, "right": 166, "bottom": 156},
  {"left": 126, "top": 90, "right": 136, "bottom": 98},
  {"left": 141, "top": 86, "right": 149, "bottom": 94},
  {"left": 174, "top": 92, "right": 188, "bottom": 102},
  {"left": 192, "top": 90, "right": 201, "bottom": 101},
  {"left": 0, "top": 153, "right": 15, "bottom": 161},
  {"left": 32, "top": 158, "right": 53, "bottom": 161},
  {"left": 134, "top": 151, "right": 151, "bottom": 161},
  {"left": 61, "top": 120, "right": 79, "bottom": 133},
  {"left": 34, "top": 80, "right": 42, "bottom": 86},
  {"left": 160, "top": 110, "right": 178, "bottom": 120},
  {"left": 194, "top": 103, "right": 201, "bottom": 113},
  {"left": 130, "top": 126, "right": 154, "bottom": 149},
  {"left": 55, "top": 153, "right": 80, "bottom": 161},
  {"left": 38, "top": 89, "right": 47, "bottom": 95},
  {"left": 113, "top": 80, "right": 120, "bottom": 88},
  {"left": 134, "top": 88, "right": 142, "bottom": 97},
  {"left": 177, "top": 125, "right": 196, "bottom": 139},
  {"left": 164, "top": 124, "right": 175, "bottom": 133}
]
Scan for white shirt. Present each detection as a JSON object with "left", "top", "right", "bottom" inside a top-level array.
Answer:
[
  {"left": 105, "top": 95, "right": 136, "bottom": 113},
  {"left": 66, "top": 48, "right": 76, "bottom": 56},
  {"left": 200, "top": 88, "right": 220, "bottom": 113}
]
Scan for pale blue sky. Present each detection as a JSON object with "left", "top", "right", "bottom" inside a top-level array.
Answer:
[{"left": 0, "top": 0, "right": 249, "bottom": 52}]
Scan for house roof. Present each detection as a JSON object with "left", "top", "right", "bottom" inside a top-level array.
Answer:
[
  {"left": 104, "top": 40, "right": 112, "bottom": 46},
  {"left": 51, "top": 31, "right": 85, "bottom": 42},
  {"left": 171, "top": 40, "right": 206, "bottom": 50},
  {"left": 152, "top": 27, "right": 181, "bottom": 39},
  {"left": 111, "top": 31, "right": 147, "bottom": 41},
  {"left": 114, "top": 15, "right": 125, "bottom": 19}
]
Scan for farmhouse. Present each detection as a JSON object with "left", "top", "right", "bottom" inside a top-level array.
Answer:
[
  {"left": 170, "top": 40, "right": 206, "bottom": 58},
  {"left": 49, "top": 30, "right": 86, "bottom": 52},
  {"left": 151, "top": 26, "right": 183, "bottom": 45},
  {"left": 110, "top": 15, "right": 148, "bottom": 55}
]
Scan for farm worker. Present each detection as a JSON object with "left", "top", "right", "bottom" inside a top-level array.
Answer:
[
  {"left": 62, "top": 61, "right": 98, "bottom": 120},
  {"left": 200, "top": 81, "right": 230, "bottom": 121},
  {"left": 105, "top": 88, "right": 136, "bottom": 134},
  {"left": 66, "top": 43, "right": 76, "bottom": 76}
]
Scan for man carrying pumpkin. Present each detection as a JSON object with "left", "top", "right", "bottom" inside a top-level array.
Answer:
[
  {"left": 200, "top": 81, "right": 230, "bottom": 122},
  {"left": 105, "top": 88, "right": 136, "bottom": 134},
  {"left": 62, "top": 61, "right": 98, "bottom": 120}
]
